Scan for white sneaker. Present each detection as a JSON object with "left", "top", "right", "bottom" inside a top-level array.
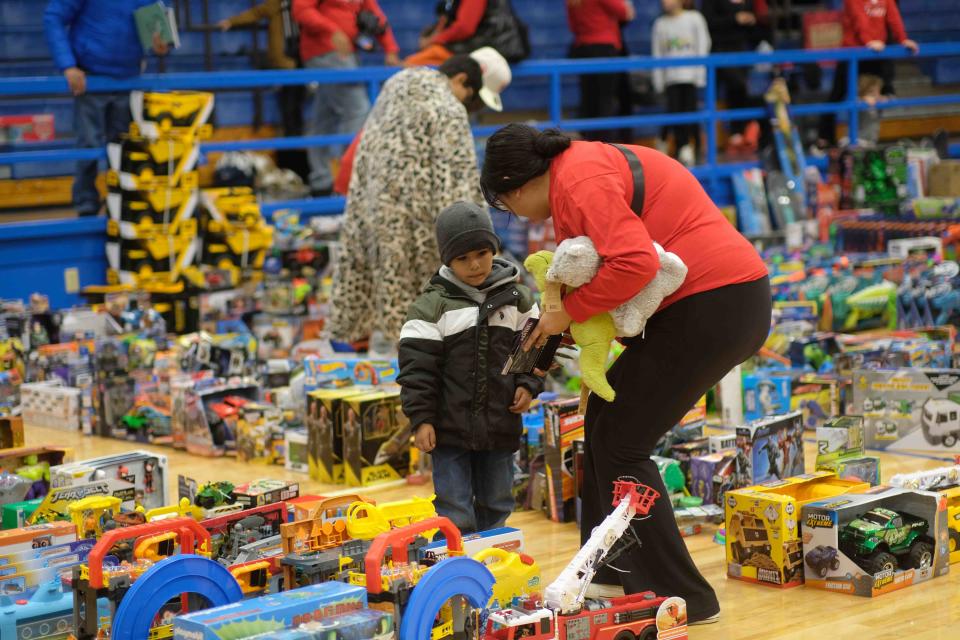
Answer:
[
  {"left": 584, "top": 583, "right": 625, "bottom": 599},
  {"left": 690, "top": 612, "right": 721, "bottom": 625},
  {"left": 678, "top": 144, "right": 695, "bottom": 167}
]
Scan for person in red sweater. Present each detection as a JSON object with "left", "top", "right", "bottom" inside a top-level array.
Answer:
[
  {"left": 406, "top": 0, "right": 528, "bottom": 66},
  {"left": 481, "top": 124, "right": 770, "bottom": 625},
  {"left": 818, "top": 0, "right": 918, "bottom": 146},
  {"left": 292, "top": 0, "right": 400, "bottom": 196},
  {"left": 566, "top": 0, "right": 635, "bottom": 142}
]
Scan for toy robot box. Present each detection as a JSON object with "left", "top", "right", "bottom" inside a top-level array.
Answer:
[
  {"left": 725, "top": 471, "right": 870, "bottom": 588},
  {"left": 800, "top": 486, "right": 948, "bottom": 597},
  {"left": 853, "top": 367, "right": 960, "bottom": 453},
  {"left": 339, "top": 391, "right": 410, "bottom": 487},
  {"left": 173, "top": 582, "right": 366, "bottom": 640},
  {"left": 306, "top": 388, "right": 368, "bottom": 484},
  {"left": 734, "top": 412, "right": 805, "bottom": 488}
]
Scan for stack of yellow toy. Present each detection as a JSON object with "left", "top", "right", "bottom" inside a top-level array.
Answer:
[
  {"left": 199, "top": 186, "right": 273, "bottom": 287},
  {"left": 105, "top": 91, "right": 214, "bottom": 288}
]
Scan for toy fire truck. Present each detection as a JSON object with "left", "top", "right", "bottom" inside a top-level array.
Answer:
[{"left": 480, "top": 479, "right": 688, "bottom": 640}]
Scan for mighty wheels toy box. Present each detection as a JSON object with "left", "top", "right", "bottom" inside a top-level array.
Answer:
[
  {"left": 853, "top": 368, "right": 960, "bottom": 453},
  {"left": 800, "top": 486, "right": 949, "bottom": 597},
  {"left": 734, "top": 412, "right": 805, "bottom": 487},
  {"left": 725, "top": 471, "right": 869, "bottom": 587}
]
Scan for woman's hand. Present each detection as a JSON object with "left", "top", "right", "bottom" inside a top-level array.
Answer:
[
  {"left": 510, "top": 387, "right": 533, "bottom": 414},
  {"left": 523, "top": 308, "right": 572, "bottom": 352}
]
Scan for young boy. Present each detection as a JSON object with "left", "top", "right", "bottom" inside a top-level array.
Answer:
[
  {"left": 858, "top": 74, "right": 884, "bottom": 146},
  {"left": 652, "top": 0, "right": 711, "bottom": 166},
  {"left": 397, "top": 202, "right": 543, "bottom": 533}
]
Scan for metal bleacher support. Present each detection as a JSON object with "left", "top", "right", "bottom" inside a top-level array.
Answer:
[{"left": 1, "top": 42, "right": 960, "bottom": 306}]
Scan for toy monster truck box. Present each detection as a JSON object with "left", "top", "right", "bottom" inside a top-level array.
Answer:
[
  {"left": 174, "top": 582, "right": 366, "bottom": 640},
  {"left": 734, "top": 412, "right": 805, "bottom": 488},
  {"left": 853, "top": 367, "right": 960, "bottom": 453},
  {"left": 800, "top": 486, "right": 949, "bottom": 597},
  {"left": 306, "top": 388, "right": 368, "bottom": 484},
  {"left": 339, "top": 391, "right": 410, "bottom": 487},
  {"left": 725, "top": 471, "right": 870, "bottom": 587}
]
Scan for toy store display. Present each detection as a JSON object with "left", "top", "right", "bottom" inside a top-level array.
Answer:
[
  {"left": 889, "top": 464, "right": 960, "bottom": 564},
  {"left": 541, "top": 398, "right": 583, "bottom": 523},
  {"left": 339, "top": 390, "right": 410, "bottom": 487},
  {"left": 801, "top": 486, "right": 948, "bottom": 597},
  {"left": 725, "top": 471, "right": 870, "bottom": 587},
  {"left": 735, "top": 412, "right": 806, "bottom": 487}
]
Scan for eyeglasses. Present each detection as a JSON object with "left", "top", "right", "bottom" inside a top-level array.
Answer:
[{"left": 481, "top": 184, "right": 509, "bottom": 212}]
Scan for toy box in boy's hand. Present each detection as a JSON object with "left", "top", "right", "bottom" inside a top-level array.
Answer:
[
  {"left": 853, "top": 368, "right": 960, "bottom": 453},
  {"left": 734, "top": 412, "right": 805, "bottom": 488},
  {"left": 742, "top": 371, "right": 793, "bottom": 421},
  {"left": 502, "top": 318, "right": 562, "bottom": 375},
  {"left": 690, "top": 450, "right": 736, "bottom": 506},
  {"left": 542, "top": 398, "right": 584, "bottom": 523},
  {"left": 306, "top": 388, "right": 368, "bottom": 484},
  {"left": 340, "top": 391, "right": 410, "bottom": 487},
  {"left": 801, "top": 486, "right": 948, "bottom": 597},
  {"left": 725, "top": 471, "right": 870, "bottom": 588}
]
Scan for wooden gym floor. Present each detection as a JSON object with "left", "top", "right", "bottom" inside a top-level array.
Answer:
[{"left": 25, "top": 424, "right": 960, "bottom": 640}]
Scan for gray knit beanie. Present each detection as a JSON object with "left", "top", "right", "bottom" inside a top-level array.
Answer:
[{"left": 435, "top": 202, "right": 501, "bottom": 265}]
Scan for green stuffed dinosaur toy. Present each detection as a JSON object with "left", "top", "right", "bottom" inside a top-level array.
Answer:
[{"left": 524, "top": 250, "right": 619, "bottom": 402}]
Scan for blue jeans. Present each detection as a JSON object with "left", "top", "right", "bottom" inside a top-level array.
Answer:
[
  {"left": 73, "top": 92, "right": 131, "bottom": 216},
  {"left": 430, "top": 446, "right": 515, "bottom": 534},
  {"left": 304, "top": 52, "right": 370, "bottom": 192}
]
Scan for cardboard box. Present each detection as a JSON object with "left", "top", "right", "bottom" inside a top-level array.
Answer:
[
  {"left": 735, "top": 412, "right": 805, "bottom": 488},
  {"left": 51, "top": 450, "right": 168, "bottom": 511},
  {"left": 418, "top": 526, "right": 524, "bottom": 563},
  {"left": 725, "top": 471, "right": 870, "bottom": 587},
  {"left": 743, "top": 371, "right": 793, "bottom": 421},
  {"left": 20, "top": 382, "right": 81, "bottom": 431},
  {"left": 791, "top": 376, "right": 840, "bottom": 431},
  {"left": 801, "top": 486, "right": 948, "bottom": 596},
  {"left": 236, "top": 403, "right": 285, "bottom": 465},
  {"left": 929, "top": 160, "right": 960, "bottom": 197},
  {"left": 285, "top": 428, "right": 308, "bottom": 473},
  {"left": 0, "top": 416, "right": 24, "bottom": 450},
  {"left": 303, "top": 356, "right": 398, "bottom": 392},
  {"left": 853, "top": 368, "right": 960, "bottom": 453},
  {"left": 0, "top": 114, "right": 54, "bottom": 143},
  {"left": 339, "top": 391, "right": 410, "bottom": 487},
  {"left": 690, "top": 450, "right": 736, "bottom": 506},
  {"left": 232, "top": 479, "right": 300, "bottom": 510},
  {"left": 542, "top": 398, "right": 584, "bottom": 523},
  {"left": 173, "top": 582, "right": 365, "bottom": 640},
  {"left": 815, "top": 416, "right": 881, "bottom": 486},
  {"left": 306, "top": 388, "right": 368, "bottom": 484}
]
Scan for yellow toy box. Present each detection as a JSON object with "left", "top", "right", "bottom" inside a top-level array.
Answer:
[
  {"left": 305, "top": 388, "right": 368, "bottom": 484},
  {"left": 726, "top": 471, "right": 870, "bottom": 587},
  {"left": 339, "top": 391, "right": 410, "bottom": 487}
]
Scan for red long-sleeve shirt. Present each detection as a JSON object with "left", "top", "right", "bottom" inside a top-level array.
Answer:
[
  {"left": 549, "top": 142, "right": 768, "bottom": 323},
  {"left": 433, "top": 0, "right": 486, "bottom": 46},
  {"left": 293, "top": 0, "right": 399, "bottom": 61},
  {"left": 566, "top": 0, "right": 630, "bottom": 50},
  {"left": 842, "top": 0, "right": 908, "bottom": 47}
]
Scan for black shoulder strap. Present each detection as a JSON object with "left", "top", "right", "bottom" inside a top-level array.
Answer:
[{"left": 610, "top": 143, "right": 645, "bottom": 218}]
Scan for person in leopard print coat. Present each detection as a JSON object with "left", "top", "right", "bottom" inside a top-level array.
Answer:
[{"left": 327, "top": 49, "right": 511, "bottom": 344}]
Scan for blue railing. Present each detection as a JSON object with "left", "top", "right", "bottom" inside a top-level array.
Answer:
[{"left": 2, "top": 42, "right": 960, "bottom": 218}]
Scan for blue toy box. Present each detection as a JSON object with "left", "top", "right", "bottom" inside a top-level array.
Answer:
[
  {"left": 742, "top": 370, "right": 793, "bottom": 421},
  {"left": 734, "top": 412, "right": 806, "bottom": 487},
  {"left": 303, "top": 356, "right": 398, "bottom": 392},
  {"left": 173, "top": 583, "right": 367, "bottom": 640},
  {"left": 244, "top": 609, "right": 394, "bottom": 639}
]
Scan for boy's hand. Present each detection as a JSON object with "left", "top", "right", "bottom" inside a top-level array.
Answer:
[
  {"left": 866, "top": 40, "right": 885, "bottom": 52},
  {"left": 153, "top": 32, "right": 170, "bottom": 56},
  {"left": 64, "top": 67, "right": 86, "bottom": 96},
  {"left": 414, "top": 423, "right": 436, "bottom": 452},
  {"left": 510, "top": 387, "right": 533, "bottom": 414},
  {"left": 902, "top": 39, "right": 919, "bottom": 54}
]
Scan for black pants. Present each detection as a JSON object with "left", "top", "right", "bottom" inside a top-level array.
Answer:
[
  {"left": 580, "top": 276, "right": 772, "bottom": 622},
  {"left": 570, "top": 43, "right": 632, "bottom": 143},
  {"left": 818, "top": 60, "right": 892, "bottom": 145},
  {"left": 275, "top": 84, "right": 310, "bottom": 181},
  {"left": 663, "top": 83, "right": 699, "bottom": 154},
  {"left": 717, "top": 65, "right": 750, "bottom": 135}
]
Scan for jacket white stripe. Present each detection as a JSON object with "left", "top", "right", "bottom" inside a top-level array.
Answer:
[
  {"left": 488, "top": 305, "right": 519, "bottom": 330},
  {"left": 437, "top": 306, "right": 479, "bottom": 337},
  {"left": 400, "top": 319, "right": 442, "bottom": 342},
  {"left": 516, "top": 302, "right": 540, "bottom": 331}
]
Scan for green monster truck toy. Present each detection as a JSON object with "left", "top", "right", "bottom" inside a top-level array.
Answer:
[
  {"left": 194, "top": 481, "right": 236, "bottom": 510},
  {"left": 839, "top": 507, "right": 933, "bottom": 574}
]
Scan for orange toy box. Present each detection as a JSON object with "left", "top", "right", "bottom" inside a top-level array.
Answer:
[{"left": 0, "top": 522, "right": 76, "bottom": 556}]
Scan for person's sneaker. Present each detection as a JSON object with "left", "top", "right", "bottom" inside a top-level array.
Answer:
[
  {"left": 584, "top": 583, "right": 625, "bottom": 599},
  {"left": 690, "top": 612, "right": 721, "bottom": 625},
  {"left": 678, "top": 144, "right": 695, "bottom": 167}
]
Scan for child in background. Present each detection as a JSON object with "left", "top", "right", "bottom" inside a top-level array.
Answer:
[
  {"left": 858, "top": 74, "right": 884, "bottom": 146},
  {"left": 652, "top": 0, "right": 711, "bottom": 167},
  {"left": 397, "top": 202, "right": 543, "bottom": 534}
]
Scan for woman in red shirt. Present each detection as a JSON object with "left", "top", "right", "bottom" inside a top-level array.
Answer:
[{"left": 481, "top": 124, "right": 770, "bottom": 624}]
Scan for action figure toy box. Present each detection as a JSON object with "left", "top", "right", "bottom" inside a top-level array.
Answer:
[
  {"left": 0, "top": 416, "right": 24, "bottom": 449},
  {"left": 184, "top": 381, "right": 259, "bottom": 457},
  {"left": 28, "top": 477, "right": 138, "bottom": 523},
  {"left": 669, "top": 438, "right": 710, "bottom": 485},
  {"left": 50, "top": 450, "right": 168, "bottom": 510},
  {"left": 174, "top": 582, "right": 365, "bottom": 640},
  {"left": 725, "top": 471, "right": 870, "bottom": 588},
  {"left": 734, "top": 412, "right": 805, "bottom": 488},
  {"left": 232, "top": 479, "right": 300, "bottom": 510},
  {"left": 742, "top": 371, "right": 793, "bottom": 421},
  {"left": 689, "top": 450, "right": 736, "bottom": 506},
  {"left": 853, "top": 368, "right": 960, "bottom": 453},
  {"left": 543, "top": 398, "right": 584, "bottom": 523},
  {"left": 339, "top": 391, "right": 410, "bottom": 487},
  {"left": 815, "top": 416, "right": 881, "bottom": 486},
  {"left": 306, "top": 388, "right": 368, "bottom": 484},
  {"left": 800, "top": 486, "right": 948, "bottom": 597},
  {"left": 791, "top": 375, "right": 841, "bottom": 431},
  {"left": 236, "top": 402, "right": 285, "bottom": 465}
]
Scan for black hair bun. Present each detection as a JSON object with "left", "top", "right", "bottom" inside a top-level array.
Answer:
[{"left": 533, "top": 128, "right": 572, "bottom": 159}]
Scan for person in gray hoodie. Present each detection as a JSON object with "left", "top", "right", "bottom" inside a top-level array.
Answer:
[{"left": 397, "top": 202, "right": 543, "bottom": 533}]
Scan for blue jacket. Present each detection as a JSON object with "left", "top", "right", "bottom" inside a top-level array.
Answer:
[{"left": 44, "top": 0, "right": 158, "bottom": 77}]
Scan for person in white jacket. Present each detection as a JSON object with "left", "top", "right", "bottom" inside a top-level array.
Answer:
[{"left": 652, "top": 0, "right": 711, "bottom": 167}]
